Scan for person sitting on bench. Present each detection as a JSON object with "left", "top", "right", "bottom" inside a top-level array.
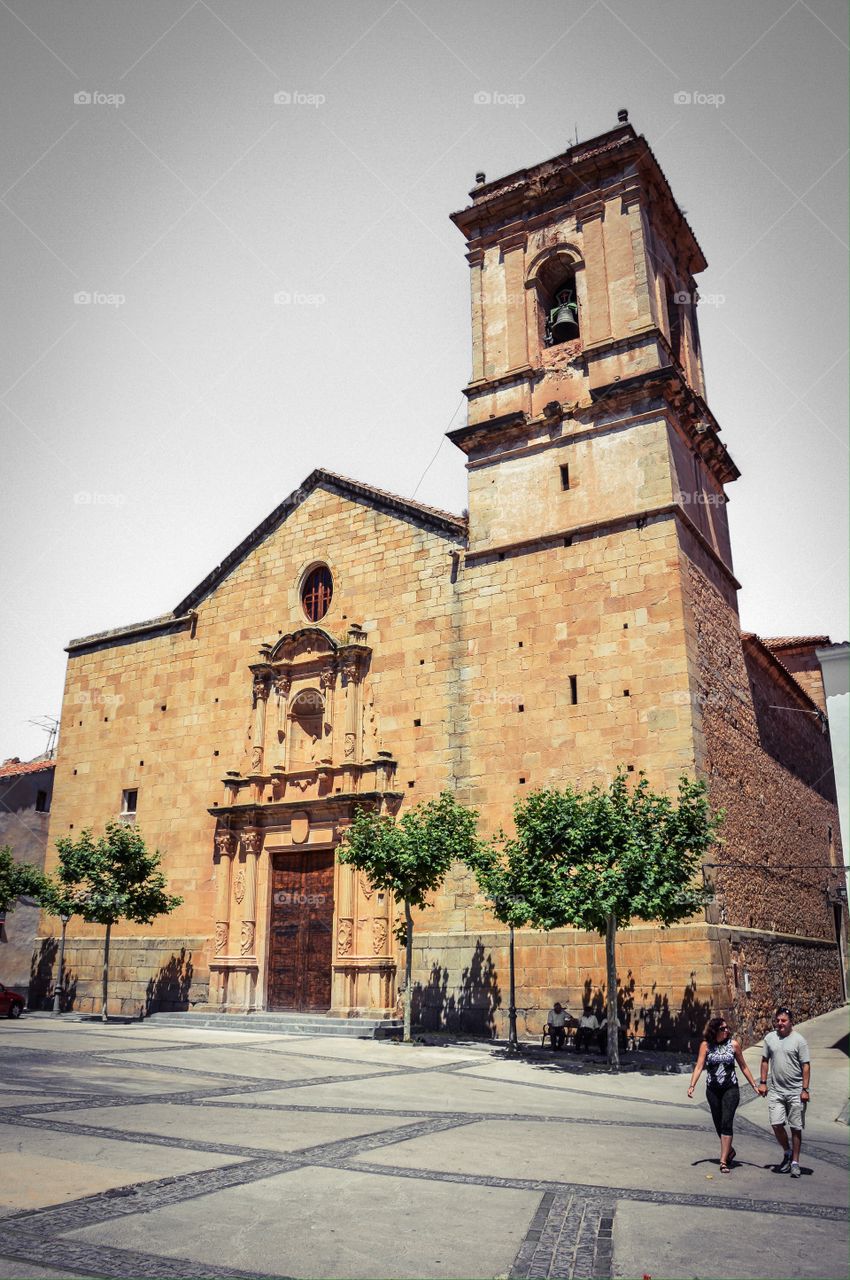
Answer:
[
  {"left": 545, "top": 1002, "right": 574, "bottom": 1051},
  {"left": 575, "top": 1006, "right": 600, "bottom": 1052}
]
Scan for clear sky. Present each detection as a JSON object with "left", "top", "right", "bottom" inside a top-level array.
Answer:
[{"left": 1, "top": 0, "right": 847, "bottom": 763}]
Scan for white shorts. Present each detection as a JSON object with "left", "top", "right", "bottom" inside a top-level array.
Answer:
[{"left": 768, "top": 1091, "right": 805, "bottom": 1130}]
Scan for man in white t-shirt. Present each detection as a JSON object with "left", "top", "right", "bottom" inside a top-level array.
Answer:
[
  {"left": 575, "top": 1006, "right": 601, "bottom": 1053},
  {"left": 757, "top": 1007, "right": 811, "bottom": 1178},
  {"left": 545, "top": 1001, "right": 574, "bottom": 1051}
]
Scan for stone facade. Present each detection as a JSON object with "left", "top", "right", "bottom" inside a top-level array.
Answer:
[
  {"left": 39, "top": 117, "right": 846, "bottom": 1041},
  {"left": 0, "top": 757, "right": 54, "bottom": 1004}
]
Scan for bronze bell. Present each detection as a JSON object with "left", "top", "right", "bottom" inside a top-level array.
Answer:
[{"left": 548, "top": 298, "right": 579, "bottom": 344}]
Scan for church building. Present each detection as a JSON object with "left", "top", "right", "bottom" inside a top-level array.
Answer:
[{"left": 42, "top": 114, "right": 847, "bottom": 1045}]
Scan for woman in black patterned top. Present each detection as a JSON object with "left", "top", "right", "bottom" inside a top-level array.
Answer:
[{"left": 687, "top": 1016, "right": 759, "bottom": 1173}]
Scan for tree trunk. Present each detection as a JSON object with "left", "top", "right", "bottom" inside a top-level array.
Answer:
[
  {"left": 507, "top": 924, "right": 518, "bottom": 1052},
  {"left": 605, "top": 912, "right": 619, "bottom": 1072},
  {"left": 101, "top": 921, "right": 111, "bottom": 1023},
  {"left": 403, "top": 899, "right": 413, "bottom": 1043}
]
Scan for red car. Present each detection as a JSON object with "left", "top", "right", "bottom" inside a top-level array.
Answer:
[{"left": 0, "top": 984, "right": 24, "bottom": 1018}]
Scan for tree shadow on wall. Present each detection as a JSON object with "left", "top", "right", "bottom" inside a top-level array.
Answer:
[
  {"left": 577, "top": 974, "right": 708, "bottom": 1053},
  {"left": 581, "top": 972, "right": 638, "bottom": 1025},
  {"left": 412, "top": 941, "right": 501, "bottom": 1038},
  {"left": 29, "top": 937, "right": 77, "bottom": 1011},
  {"left": 581, "top": 972, "right": 636, "bottom": 1023},
  {"left": 145, "top": 948, "right": 194, "bottom": 1014},
  {"left": 638, "top": 979, "right": 711, "bottom": 1053}
]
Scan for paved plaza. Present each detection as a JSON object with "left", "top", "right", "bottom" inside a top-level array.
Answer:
[{"left": 0, "top": 1008, "right": 846, "bottom": 1280}]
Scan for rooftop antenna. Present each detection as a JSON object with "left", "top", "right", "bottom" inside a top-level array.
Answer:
[{"left": 27, "top": 716, "right": 59, "bottom": 759}]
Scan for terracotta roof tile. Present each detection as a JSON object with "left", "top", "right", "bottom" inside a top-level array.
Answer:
[
  {"left": 0, "top": 758, "right": 55, "bottom": 779},
  {"left": 761, "top": 636, "right": 831, "bottom": 649}
]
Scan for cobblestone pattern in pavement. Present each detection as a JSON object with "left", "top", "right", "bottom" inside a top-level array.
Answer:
[{"left": 1, "top": 1026, "right": 846, "bottom": 1280}]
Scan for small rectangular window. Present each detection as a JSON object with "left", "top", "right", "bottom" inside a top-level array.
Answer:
[
  {"left": 35, "top": 790, "right": 49, "bottom": 813},
  {"left": 121, "top": 788, "right": 138, "bottom": 817},
  {"left": 569, "top": 675, "right": 578, "bottom": 705},
  {"left": 560, "top": 464, "right": 570, "bottom": 491}
]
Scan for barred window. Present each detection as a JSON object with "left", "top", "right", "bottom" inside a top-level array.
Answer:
[{"left": 301, "top": 565, "right": 333, "bottom": 622}]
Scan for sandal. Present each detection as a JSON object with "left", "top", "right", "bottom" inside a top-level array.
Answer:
[
  {"left": 719, "top": 1162, "right": 731, "bottom": 1174},
  {"left": 729, "top": 1147, "right": 736, "bottom": 1162}
]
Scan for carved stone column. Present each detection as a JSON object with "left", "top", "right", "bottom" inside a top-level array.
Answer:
[
  {"left": 274, "top": 673, "right": 291, "bottom": 742},
  {"left": 320, "top": 665, "right": 337, "bottom": 761},
  {"left": 240, "top": 829, "right": 261, "bottom": 958},
  {"left": 336, "top": 857, "right": 355, "bottom": 960},
  {"left": 251, "top": 676, "right": 269, "bottom": 773},
  {"left": 342, "top": 661, "right": 362, "bottom": 765},
  {"left": 213, "top": 829, "right": 235, "bottom": 957}
]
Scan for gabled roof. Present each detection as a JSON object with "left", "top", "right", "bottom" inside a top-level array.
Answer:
[
  {"left": 174, "top": 468, "right": 467, "bottom": 615},
  {"left": 67, "top": 469, "right": 467, "bottom": 651}
]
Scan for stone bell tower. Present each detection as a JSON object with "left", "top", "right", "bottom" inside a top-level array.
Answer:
[
  {"left": 439, "top": 111, "right": 744, "bottom": 821},
  {"left": 448, "top": 111, "right": 739, "bottom": 567}
]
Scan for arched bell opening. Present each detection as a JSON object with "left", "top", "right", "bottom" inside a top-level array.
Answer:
[
  {"left": 526, "top": 249, "right": 583, "bottom": 353},
  {"left": 544, "top": 274, "right": 580, "bottom": 346}
]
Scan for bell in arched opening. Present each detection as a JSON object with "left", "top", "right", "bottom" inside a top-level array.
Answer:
[{"left": 547, "top": 283, "right": 579, "bottom": 345}]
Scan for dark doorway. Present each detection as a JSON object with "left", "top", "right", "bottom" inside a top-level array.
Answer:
[{"left": 268, "top": 851, "right": 334, "bottom": 1011}]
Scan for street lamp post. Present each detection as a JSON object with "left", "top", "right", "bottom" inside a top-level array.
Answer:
[
  {"left": 507, "top": 924, "right": 518, "bottom": 1052},
  {"left": 51, "top": 913, "right": 71, "bottom": 1016}
]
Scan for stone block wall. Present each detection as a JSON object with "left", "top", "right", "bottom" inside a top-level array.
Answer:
[
  {"left": 411, "top": 922, "right": 730, "bottom": 1052},
  {"left": 682, "top": 555, "right": 846, "bottom": 1024},
  {"left": 417, "top": 511, "right": 700, "bottom": 937},
  {"left": 29, "top": 932, "right": 208, "bottom": 1016},
  {"left": 0, "top": 766, "right": 53, "bottom": 1000}
]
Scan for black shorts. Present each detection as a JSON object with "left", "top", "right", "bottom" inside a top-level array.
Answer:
[{"left": 706, "top": 1084, "right": 740, "bottom": 1137}]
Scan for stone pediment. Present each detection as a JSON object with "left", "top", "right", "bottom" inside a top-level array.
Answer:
[
  {"left": 172, "top": 469, "right": 466, "bottom": 617},
  {"left": 267, "top": 627, "right": 338, "bottom": 664}
]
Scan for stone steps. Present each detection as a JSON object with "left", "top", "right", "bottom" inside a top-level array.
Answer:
[{"left": 146, "top": 1010, "right": 403, "bottom": 1038}]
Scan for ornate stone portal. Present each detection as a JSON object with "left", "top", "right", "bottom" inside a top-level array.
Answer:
[{"left": 208, "top": 624, "right": 401, "bottom": 1015}]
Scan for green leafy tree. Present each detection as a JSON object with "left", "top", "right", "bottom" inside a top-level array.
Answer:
[
  {"left": 465, "top": 838, "right": 535, "bottom": 1051},
  {"left": 0, "top": 844, "right": 49, "bottom": 914},
  {"left": 53, "top": 823, "right": 182, "bottom": 1022},
  {"left": 339, "top": 792, "right": 481, "bottom": 1042},
  {"left": 508, "top": 770, "right": 722, "bottom": 1068}
]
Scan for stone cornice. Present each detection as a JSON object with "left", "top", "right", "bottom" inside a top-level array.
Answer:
[
  {"left": 450, "top": 124, "right": 706, "bottom": 274},
  {"left": 209, "top": 789, "right": 404, "bottom": 821},
  {"left": 587, "top": 362, "right": 739, "bottom": 486},
  {"left": 66, "top": 611, "right": 195, "bottom": 654},
  {"left": 463, "top": 502, "right": 740, "bottom": 589}
]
